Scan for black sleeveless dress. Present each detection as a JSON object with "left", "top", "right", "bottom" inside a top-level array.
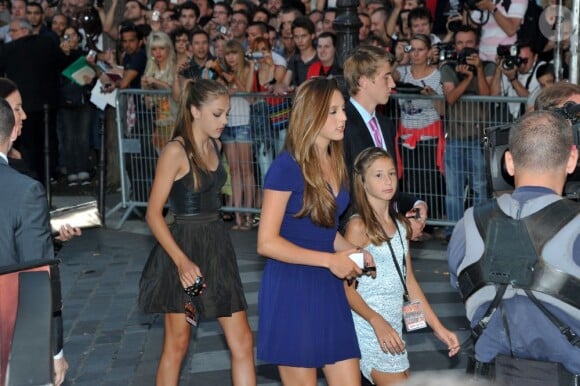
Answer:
[{"left": 138, "top": 140, "right": 247, "bottom": 318}]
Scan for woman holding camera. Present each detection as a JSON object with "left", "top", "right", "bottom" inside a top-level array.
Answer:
[
  {"left": 393, "top": 33, "right": 446, "bottom": 219},
  {"left": 250, "top": 37, "right": 288, "bottom": 159}
]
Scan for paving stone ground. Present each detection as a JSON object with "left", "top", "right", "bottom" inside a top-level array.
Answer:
[{"left": 55, "top": 219, "right": 469, "bottom": 386}]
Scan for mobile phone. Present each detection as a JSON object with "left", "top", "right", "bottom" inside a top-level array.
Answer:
[
  {"left": 217, "top": 25, "right": 228, "bottom": 35},
  {"left": 96, "top": 60, "right": 112, "bottom": 72},
  {"left": 413, "top": 208, "right": 421, "bottom": 219},
  {"left": 151, "top": 10, "right": 160, "bottom": 22},
  {"left": 87, "top": 49, "right": 97, "bottom": 61}
]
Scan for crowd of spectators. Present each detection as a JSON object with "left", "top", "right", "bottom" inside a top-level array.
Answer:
[{"left": 0, "top": 0, "right": 575, "bottom": 230}]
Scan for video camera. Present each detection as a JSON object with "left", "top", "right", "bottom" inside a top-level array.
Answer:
[
  {"left": 439, "top": 45, "right": 479, "bottom": 73},
  {"left": 485, "top": 102, "right": 580, "bottom": 198},
  {"left": 436, "top": 42, "right": 456, "bottom": 62},
  {"left": 246, "top": 52, "right": 265, "bottom": 60},
  {"left": 497, "top": 44, "right": 521, "bottom": 70}
]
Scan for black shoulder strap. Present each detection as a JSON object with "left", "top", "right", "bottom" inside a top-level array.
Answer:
[
  {"left": 522, "top": 199, "right": 579, "bottom": 258},
  {"left": 524, "top": 60, "right": 540, "bottom": 91},
  {"left": 471, "top": 284, "right": 508, "bottom": 344},
  {"left": 169, "top": 138, "right": 186, "bottom": 150},
  {"left": 473, "top": 198, "right": 502, "bottom": 239},
  {"left": 524, "top": 289, "right": 580, "bottom": 348},
  {"left": 209, "top": 138, "right": 220, "bottom": 158}
]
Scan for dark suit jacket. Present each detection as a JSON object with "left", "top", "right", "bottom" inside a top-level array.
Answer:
[
  {"left": 0, "top": 34, "right": 64, "bottom": 112},
  {"left": 343, "top": 99, "right": 417, "bottom": 213},
  {"left": 0, "top": 156, "right": 62, "bottom": 355},
  {"left": 0, "top": 157, "right": 54, "bottom": 265}
]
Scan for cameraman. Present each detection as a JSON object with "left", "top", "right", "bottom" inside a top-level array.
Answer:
[
  {"left": 491, "top": 42, "right": 544, "bottom": 121},
  {"left": 440, "top": 25, "right": 494, "bottom": 236},
  {"left": 470, "top": 0, "right": 527, "bottom": 61}
]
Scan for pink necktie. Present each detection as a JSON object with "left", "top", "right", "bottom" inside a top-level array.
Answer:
[{"left": 369, "top": 116, "right": 383, "bottom": 148}]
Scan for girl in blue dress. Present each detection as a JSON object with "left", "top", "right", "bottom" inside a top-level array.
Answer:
[
  {"left": 344, "top": 147, "right": 460, "bottom": 385},
  {"left": 257, "top": 77, "right": 374, "bottom": 385}
]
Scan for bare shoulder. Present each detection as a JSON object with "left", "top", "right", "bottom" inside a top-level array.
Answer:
[
  {"left": 158, "top": 139, "right": 189, "bottom": 175},
  {"left": 345, "top": 215, "right": 370, "bottom": 247},
  {"left": 160, "top": 138, "right": 186, "bottom": 159}
]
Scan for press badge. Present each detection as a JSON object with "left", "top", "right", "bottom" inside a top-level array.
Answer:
[{"left": 402, "top": 300, "right": 427, "bottom": 331}]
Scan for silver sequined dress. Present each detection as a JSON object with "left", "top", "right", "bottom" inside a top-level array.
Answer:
[{"left": 351, "top": 218, "right": 410, "bottom": 382}]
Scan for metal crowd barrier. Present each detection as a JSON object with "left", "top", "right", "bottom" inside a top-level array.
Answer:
[
  {"left": 106, "top": 89, "right": 526, "bottom": 228},
  {"left": 388, "top": 93, "right": 527, "bottom": 226},
  {"left": 106, "top": 90, "right": 292, "bottom": 228}
]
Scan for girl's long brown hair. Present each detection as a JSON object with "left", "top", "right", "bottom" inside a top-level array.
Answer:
[
  {"left": 352, "top": 147, "right": 411, "bottom": 244},
  {"left": 285, "top": 77, "right": 348, "bottom": 228},
  {"left": 172, "top": 78, "right": 228, "bottom": 189}
]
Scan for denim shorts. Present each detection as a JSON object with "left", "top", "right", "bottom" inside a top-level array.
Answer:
[{"left": 221, "top": 125, "right": 253, "bottom": 144}]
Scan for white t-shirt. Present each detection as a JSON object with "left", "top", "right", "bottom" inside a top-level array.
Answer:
[
  {"left": 396, "top": 66, "right": 443, "bottom": 130},
  {"left": 227, "top": 96, "right": 251, "bottom": 127},
  {"left": 501, "top": 60, "right": 544, "bottom": 119},
  {"left": 271, "top": 51, "right": 287, "bottom": 68}
]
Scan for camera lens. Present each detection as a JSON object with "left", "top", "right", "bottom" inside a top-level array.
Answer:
[
  {"left": 502, "top": 59, "right": 514, "bottom": 70},
  {"left": 448, "top": 20, "right": 462, "bottom": 33}
]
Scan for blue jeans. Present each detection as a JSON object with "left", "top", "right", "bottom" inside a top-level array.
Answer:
[{"left": 444, "top": 139, "right": 488, "bottom": 223}]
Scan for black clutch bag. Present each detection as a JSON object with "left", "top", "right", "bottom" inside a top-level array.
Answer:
[{"left": 49, "top": 200, "right": 102, "bottom": 235}]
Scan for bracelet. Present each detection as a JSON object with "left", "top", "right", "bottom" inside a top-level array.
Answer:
[
  {"left": 509, "top": 77, "right": 517, "bottom": 82},
  {"left": 492, "top": 6, "right": 498, "bottom": 13}
]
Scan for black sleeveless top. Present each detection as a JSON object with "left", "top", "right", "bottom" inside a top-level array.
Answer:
[{"left": 168, "top": 139, "right": 226, "bottom": 216}]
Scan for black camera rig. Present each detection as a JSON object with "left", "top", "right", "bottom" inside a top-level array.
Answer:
[
  {"left": 497, "top": 44, "right": 522, "bottom": 70},
  {"left": 485, "top": 102, "right": 580, "bottom": 199}
]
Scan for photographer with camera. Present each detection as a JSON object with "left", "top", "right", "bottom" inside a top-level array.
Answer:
[
  {"left": 490, "top": 42, "right": 544, "bottom": 121},
  {"left": 171, "top": 30, "right": 217, "bottom": 100},
  {"left": 468, "top": 0, "right": 527, "bottom": 61},
  {"left": 440, "top": 24, "right": 494, "bottom": 237}
]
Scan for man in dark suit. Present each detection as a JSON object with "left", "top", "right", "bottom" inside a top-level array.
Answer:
[
  {"left": 343, "top": 45, "right": 427, "bottom": 239},
  {"left": 0, "top": 18, "right": 63, "bottom": 184},
  {"left": 0, "top": 99, "right": 68, "bottom": 386}
]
